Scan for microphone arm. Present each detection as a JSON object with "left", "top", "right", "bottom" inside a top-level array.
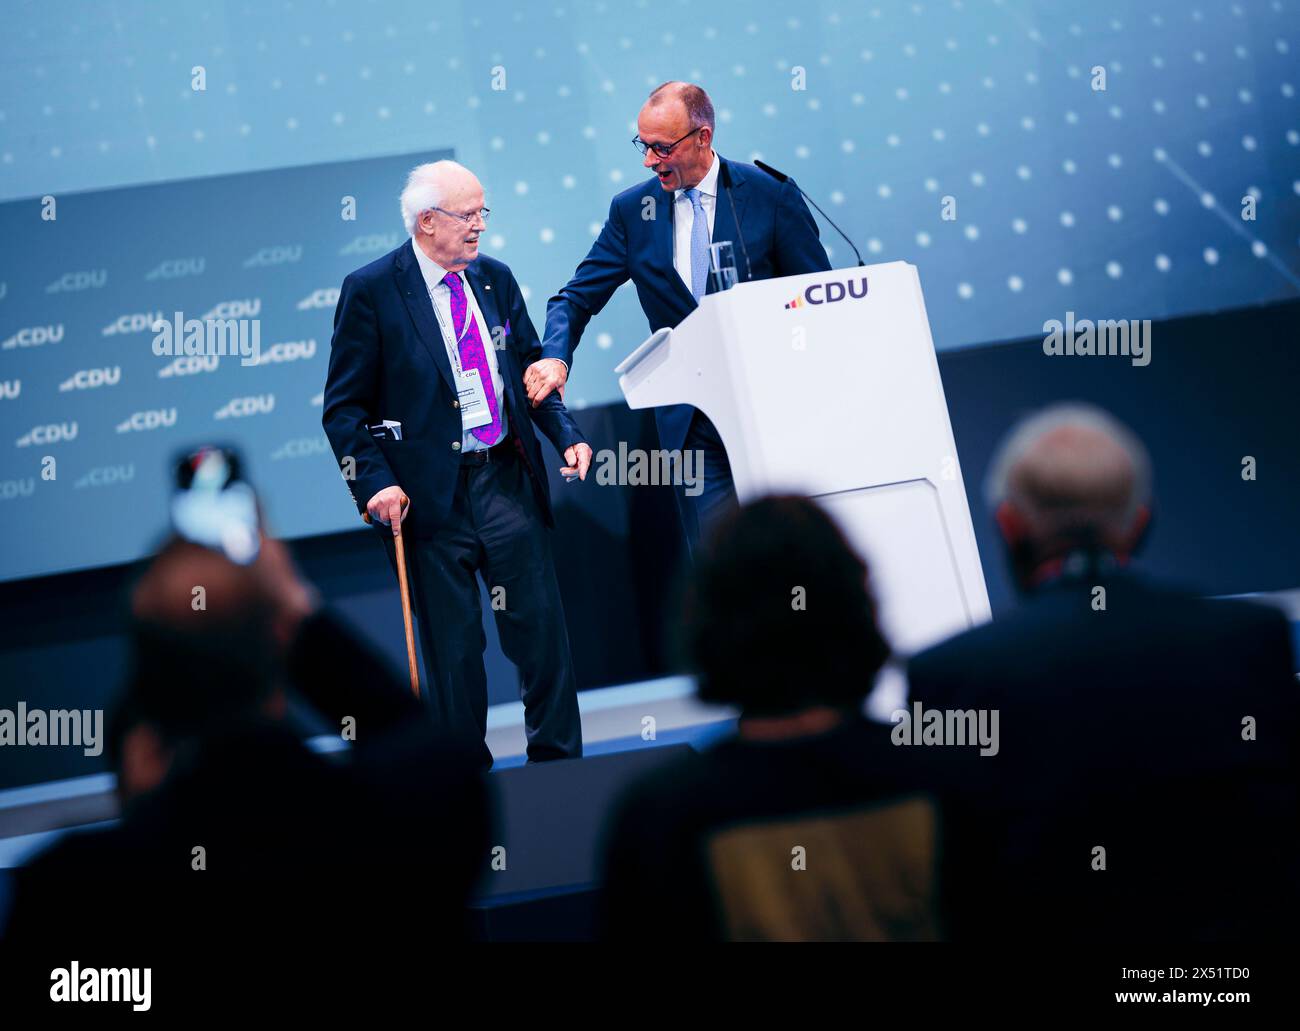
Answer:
[
  {"left": 754, "top": 159, "right": 866, "bottom": 267},
  {"left": 720, "top": 159, "right": 753, "bottom": 281}
]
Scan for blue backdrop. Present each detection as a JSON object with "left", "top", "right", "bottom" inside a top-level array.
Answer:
[{"left": 1, "top": 0, "right": 1298, "bottom": 580}]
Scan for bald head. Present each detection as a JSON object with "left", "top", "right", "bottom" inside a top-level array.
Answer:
[
  {"left": 987, "top": 404, "right": 1151, "bottom": 572},
  {"left": 646, "top": 81, "right": 715, "bottom": 132}
]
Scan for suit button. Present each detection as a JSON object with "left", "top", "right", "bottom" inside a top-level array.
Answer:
[
  {"left": 452, "top": 399, "right": 460, "bottom": 409},
  {"left": 451, "top": 441, "right": 461, "bottom": 451}
]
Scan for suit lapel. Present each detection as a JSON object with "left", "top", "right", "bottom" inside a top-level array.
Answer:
[
  {"left": 710, "top": 156, "right": 749, "bottom": 288},
  {"left": 394, "top": 243, "right": 456, "bottom": 394}
]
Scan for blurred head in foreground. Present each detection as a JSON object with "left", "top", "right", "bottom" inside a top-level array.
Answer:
[
  {"left": 986, "top": 403, "right": 1152, "bottom": 592},
  {"left": 112, "top": 533, "right": 316, "bottom": 802},
  {"left": 683, "top": 495, "right": 890, "bottom": 720}
]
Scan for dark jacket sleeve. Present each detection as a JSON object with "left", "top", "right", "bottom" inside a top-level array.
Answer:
[
  {"left": 541, "top": 195, "right": 631, "bottom": 368},
  {"left": 506, "top": 268, "right": 587, "bottom": 454},
  {"left": 773, "top": 179, "right": 832, "bottom": 276},
  {"left": 321, "top": 273, "right": 398, "bottom": 517}
]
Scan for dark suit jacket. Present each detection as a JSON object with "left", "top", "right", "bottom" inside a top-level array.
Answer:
[
  {"left": 599, "top": 715, "right": 978, "bottom": 942},
  {"left": 322, "top": 243, "right": 587, "bottom": 537},
  {"left": 542, "top": 155, "right": 832, "bottom": 453},
  {"left": 2, "top": 607, "right": 491, "bottom": 959},
  {"left": 907, "top": 572, "right": 1300, "bottom": 942}
]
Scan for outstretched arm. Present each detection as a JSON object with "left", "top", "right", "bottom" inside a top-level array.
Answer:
[
  {"left": 527, "top": 195, "right": 632, "bottom": 405},
  {"left": 505, "top": 269, "right": 589, "bottom": 465}
]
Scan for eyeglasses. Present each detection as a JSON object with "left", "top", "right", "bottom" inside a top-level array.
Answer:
[
  {"left": 632, "top": 126, "right": 703, "bottom": 158},
  {"left": 428, "top": 206, "right": 491, "bottom": 226}
]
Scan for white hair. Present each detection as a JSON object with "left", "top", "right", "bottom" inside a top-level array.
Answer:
[
  {"left": 399, "top": 160, "right": 473, "bottom": 237},
  {"left": 985, "top": 401, "right": 1152, "bottom": 536}
]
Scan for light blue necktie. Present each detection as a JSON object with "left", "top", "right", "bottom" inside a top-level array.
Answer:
[{"left": 685, "top": 187, "right": 709, "bottom": 300}]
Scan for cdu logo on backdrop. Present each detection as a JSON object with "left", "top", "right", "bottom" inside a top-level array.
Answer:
[
  {"left": 243, "top": 245, "right": 303, "bottom": 268},
  {"left": 116, "top": 409, "right": 177, "bottom": 433},
  {"left": 215, "top": 394, "right": 276, "bottom": 419},
  {"left": 16, "top": 422, "right": 78, "bottom": 447},
  {"left": 272, "top": 436, "right": 332, "bottom": 460},
  {"left": 103, "top": 311, "right": 166, "bottom": 336},
  {"left": 46, "top": 270, "right": 108, "bottom": 293},
  {"left": 340, "top": 232, "right": 401, "bottom": 256},
  {"left": 146, "top": 257, "right": 205, "bottom": 280},
  {"left": 252, "top": 339, "right": 316, "bottom": 365},
  {"left": 59, "top": 368, "right": 122, "bottom": 392},
  {"left": 297, "top": 288, "right": 340, "bottom": 310},
  {"left": 158, "top": 355, "right": 220, "bottom": 378},
  {"left": 1, "top": 324, "right": 64, "bottom": 349},
  {"left": 76, "top": 464, "right": 136, "bottom": 488}
]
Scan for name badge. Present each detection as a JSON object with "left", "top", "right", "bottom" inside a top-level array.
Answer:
[{"left": 456, "top": 367, "right": 493, "bottom": 429}]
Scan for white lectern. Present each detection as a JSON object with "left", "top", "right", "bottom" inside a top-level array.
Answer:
[{"left": 616, "top": 261, "right": 991, "bottom": 664}]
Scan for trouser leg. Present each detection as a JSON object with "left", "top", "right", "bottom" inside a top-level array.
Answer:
[
  {"left": 380, "top": 480, "right": 493, "bottom": 769},
  {"left": 471, "top": 452, "right": 583, "bottom": 762},
  {"left": 675, "top": 409, "right": 739, "bottom": 559}
]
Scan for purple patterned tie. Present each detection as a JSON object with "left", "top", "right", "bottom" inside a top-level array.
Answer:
[{"left": 442, "top": 271, "right": 502, "bottom": 445}]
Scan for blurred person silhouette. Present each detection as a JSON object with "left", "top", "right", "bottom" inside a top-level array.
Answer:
[
  {"left": 908, "top": 402, "right": 1300, "bottom": 941},
  {"left": 598, "top": 495, "right": 977, "bottom": 941},
  {"left": 4, "top": 526, "right": 490, "bottom": 952}
]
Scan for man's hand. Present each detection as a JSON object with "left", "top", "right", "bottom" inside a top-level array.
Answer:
[
  {"left": 524, "top": 358, "right": 568, "bottom": 407},
  {"left": 366, "top": 485, "right": 410, "bottom": 530},
  {"left": 561, "top": 443, "right": 593, "bottom": 482}
]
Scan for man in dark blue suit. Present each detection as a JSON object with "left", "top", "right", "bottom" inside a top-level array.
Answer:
[
  {"left": 526, "top": 81, "right": 831, "bottom": 546},
  {"left": 322, "top": 161, "right": 593, "bottom": 769},
  {"left": 907, "top": 404, "right": 1300, "bottom": 941}
]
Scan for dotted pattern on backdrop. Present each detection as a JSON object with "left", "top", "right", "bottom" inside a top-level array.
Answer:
[{"left": 1, "top": 1, "right": 1297, "bottom": 404}]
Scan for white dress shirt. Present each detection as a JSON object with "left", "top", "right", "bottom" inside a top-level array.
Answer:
[
  {"left": 410, "top": 238, "right": 507, "bottom": 451},
  {"left": 672, "top": 152, "right": 721, "bottom": 293}
]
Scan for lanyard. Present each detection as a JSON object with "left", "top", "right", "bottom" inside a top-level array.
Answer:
[{"left": 427, "top": 280, "right": 472, "bottom": 376}]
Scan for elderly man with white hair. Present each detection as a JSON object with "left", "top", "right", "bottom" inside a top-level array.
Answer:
[
  {"left": 907, "top": 402, "right": 1299, "bottom": 943},
  {"left": 322, "top": 160, "right": 592, "bottom": 768}
]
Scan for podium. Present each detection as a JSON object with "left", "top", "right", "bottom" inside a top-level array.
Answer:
[{"left": 615, "top": 261, "right": 991, "bottom": 661}]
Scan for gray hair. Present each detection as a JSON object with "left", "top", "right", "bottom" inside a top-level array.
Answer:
[
  {"left": 399, "top": 160, "right": 473, "bottom": 236},
  {"left": 985, "top": 402, "right": 1152, "bottom": 542}
]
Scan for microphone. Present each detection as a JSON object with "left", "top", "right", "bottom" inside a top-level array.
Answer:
[
  {"left": 754, "top": 159, "right": 866, "bottom": 267},
  {"left": 719, "top": 159, "right": 753, "bottom": 282}
]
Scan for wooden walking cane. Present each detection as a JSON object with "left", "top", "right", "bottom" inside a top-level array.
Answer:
[{"left": 363, "top": 496, "right": 419, "bottom": 698}]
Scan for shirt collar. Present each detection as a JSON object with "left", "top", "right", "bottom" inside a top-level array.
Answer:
[
  {"left": 410, "top": 237, "right": 459, "bottom": 290},
  {"left": 675, "top": 151, "right": 721, "bottom": 201}
]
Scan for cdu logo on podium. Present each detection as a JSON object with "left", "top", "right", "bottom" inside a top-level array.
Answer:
[{"left": 783, "top": 275, "right": 869, "bottom": 309}]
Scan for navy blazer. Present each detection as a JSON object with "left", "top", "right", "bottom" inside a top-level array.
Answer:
[
  {"left": 543, "top": 155, "right": 831, "bottom": 453},
  {"left": 322, "top": 243, "right": 587, "bottom": 537},
  {"left": 907, "top": 572, "right": 1300, "bottom": 941}
]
